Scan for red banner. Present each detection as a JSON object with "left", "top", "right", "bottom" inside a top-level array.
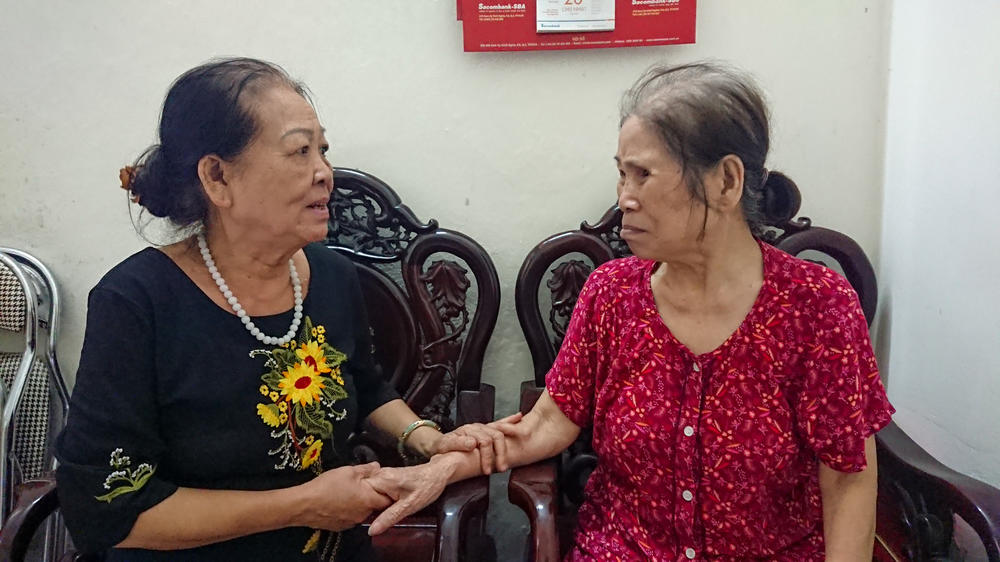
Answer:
[{"left": 460, "top": 0, "right": 696, "bottom": 52}]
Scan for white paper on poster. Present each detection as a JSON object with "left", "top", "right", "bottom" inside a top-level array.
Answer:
[{"left": 536, "top": 0, "right": 615, "bottom": 33}]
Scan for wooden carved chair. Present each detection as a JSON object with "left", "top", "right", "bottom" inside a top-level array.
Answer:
[
  {"left": 327, "top": 167, "right": 500, "bottom": 561},
  {"left": 0, "top": 249, "right": 73, "bottom": 562},
  {"left": 0, "top": 168, "right": 502, "bottom": 562},
  {"left": 508, "top": 177, "right": 1000, "bottom": 561}
]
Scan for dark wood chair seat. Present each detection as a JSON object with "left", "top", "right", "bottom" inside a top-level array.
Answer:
[
  {"left": 508, "top": 178, "right": 1000, "bottom": 561},
  {"left": 0, "top": 167, "right": 502, "bottom": 562}
]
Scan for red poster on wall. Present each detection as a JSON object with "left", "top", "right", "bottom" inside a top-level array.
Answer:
[{"left": 460, "top": 0, "right": 695, "bottom": 52}]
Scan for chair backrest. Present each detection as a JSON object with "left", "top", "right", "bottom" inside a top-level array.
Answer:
[
  {"left": 0, "top": 248, "right": 72, "bottom": 560},
  {"left": 0, "top": 252, "right": 71, "bottom": 496},
  {"left": 325, "top": 168, "right": 500, "bottom": 464}
]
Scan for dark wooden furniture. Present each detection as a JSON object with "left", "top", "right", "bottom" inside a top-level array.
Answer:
[
  {"left": 0, "top": 168, "right": 502, "bottom": 562},
  {"left": 508, "top": 178, "right": 1000, "bottom": 561}
]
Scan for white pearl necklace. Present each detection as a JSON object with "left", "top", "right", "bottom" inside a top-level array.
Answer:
[{"left": 196, "top": 233, "right": 303, "bottom": 346}]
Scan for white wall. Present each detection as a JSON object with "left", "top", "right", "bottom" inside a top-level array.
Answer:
[
  {"left": 880, "top": 0, "right": 1000, "bottom": 487},
  {"left": 0, "top": 1, "right": 890, "bottom": 421}
]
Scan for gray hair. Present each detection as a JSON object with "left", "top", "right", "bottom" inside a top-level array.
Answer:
[{"left": 620, "top": 61, "right": 775, "bottom": 235}]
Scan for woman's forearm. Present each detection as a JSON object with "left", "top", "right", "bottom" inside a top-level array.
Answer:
[
  {"left": 366, "top": 399, "right": 441, "bottom": 458},
  {"left": 365, "top": 391, "right": 583, "bottom": 535},
  {"left": 820, "top": 436, "right": 878, "bottom": 561},
  {"left": 117, "top": 486, "right": 306, "bottom": 550},
  {"left": 435, "top": 390, "right": 581, "bottom": 478}
]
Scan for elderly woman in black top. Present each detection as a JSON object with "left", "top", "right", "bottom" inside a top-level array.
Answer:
[{"left": 56, "top": 58, "right": 477, "bottom": 561}]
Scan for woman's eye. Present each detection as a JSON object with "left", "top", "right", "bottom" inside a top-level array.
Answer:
[
  {"left": 640, "top": 169, "right": 650, "bottom": 178},
  {"left": 618, "top": 169, "right": 626, "bottom": 178},
  {"left": 298, "top": 146, "right": 310, "bottom": 155},
  {"left": 320, "top": 145, "right": 330, "bottom": 156}
]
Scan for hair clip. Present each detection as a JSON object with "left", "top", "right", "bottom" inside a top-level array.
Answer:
[{"left": 119, "top": 166, "right": 141, "bottom": 203}]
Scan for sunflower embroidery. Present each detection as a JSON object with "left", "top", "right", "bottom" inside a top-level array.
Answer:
[
  {"left": 278, "top": 362, "right": 326, "bottom": 406},
  {"left": 251, "top": 317, "right": 348, "bottom": 474}
]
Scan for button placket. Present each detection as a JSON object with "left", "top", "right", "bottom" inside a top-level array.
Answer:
[{"left": 672, "top": 359, "right": 704, "bottom": 558}]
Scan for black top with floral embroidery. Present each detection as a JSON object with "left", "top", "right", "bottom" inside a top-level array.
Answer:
[{"left": 56, "top": 243, "right": 398, "bottom": 561}]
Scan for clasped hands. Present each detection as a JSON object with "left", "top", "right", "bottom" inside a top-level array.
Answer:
[{"left": 297, "top": 413, "right": 523, "bottom": 536}]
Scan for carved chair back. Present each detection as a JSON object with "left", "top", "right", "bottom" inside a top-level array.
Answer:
[{"left": 325, "top": 168, "right": 501, "bottom": 561}]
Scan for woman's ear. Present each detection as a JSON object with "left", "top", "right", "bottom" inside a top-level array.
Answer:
[
  {"left": 715, "top": 154, "right": 745, "bottom": 212},
  {"left": 197, "top": 154, "right": 233, "bottom": 208}
]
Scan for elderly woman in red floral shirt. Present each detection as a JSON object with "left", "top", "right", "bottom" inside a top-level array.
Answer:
[{"left": 366, "top": 62, "right": 894, "bottom": 561}]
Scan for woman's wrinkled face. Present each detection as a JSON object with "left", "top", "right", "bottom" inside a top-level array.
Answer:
[
  {"left": 225, "top": 86, "right": 334, "bottom": 247},
  {"left": 615, "top": 116, "right": 707, "bottom": 261}
]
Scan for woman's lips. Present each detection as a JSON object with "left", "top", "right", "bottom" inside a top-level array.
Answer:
[
  {"left": 307, "top": 204, "right": 330, "bottom": 219},
  {"left": 620, "top": 225, "right": 644, "bottom": 237}
]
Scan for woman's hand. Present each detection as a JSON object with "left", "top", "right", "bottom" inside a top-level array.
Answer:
[
  {"left": 432, "top": 412, "right": 523, "bottom": 474},
  {"left": 295, "top": 462, "right": 392, "bottom": 531},
  {"left": 365, "top": 454, "right": 463, "bottom": 536}
]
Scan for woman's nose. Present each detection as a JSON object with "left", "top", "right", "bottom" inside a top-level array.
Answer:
[
  {"left": 617, "top": 184, "right": 639, "bottom": 212},
  {"left": 315, "top": 161, "right": 333, "bottom": 191}
]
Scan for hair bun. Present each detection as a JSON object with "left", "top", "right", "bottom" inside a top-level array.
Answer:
[
  {"left": 127, "top": 146, "right": 173, "bottom": 218},
  {"left": 760, "top": 171, "right": 801, "bottom": 225}
]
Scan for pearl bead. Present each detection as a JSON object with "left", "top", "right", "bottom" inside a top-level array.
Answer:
[{"left": 196, "top": 233, "right": 303, "bottom": 346}]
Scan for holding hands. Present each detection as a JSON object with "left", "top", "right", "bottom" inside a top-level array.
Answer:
[
  {"left": 430, "top": 412, "right": 524, "bottom": 474},
  {"left": 297, "top": 462, "right": 392, "bottom": 531},
  {"left": 361, "top": 412, "right": 527, "bottom": 535}
]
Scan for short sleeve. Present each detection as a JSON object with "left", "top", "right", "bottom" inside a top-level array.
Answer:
[
  {"left": 793, "top": 283, "right": 894, "bottom": 473},
  {"left": 55, "top": 288, "right": 178, "bottom": 554},
  {"left": 545, "top": 267, "right": 610, "bottom": 428},
  {"left": 345, "top": 267, "right": 399, "bottom": 421}
]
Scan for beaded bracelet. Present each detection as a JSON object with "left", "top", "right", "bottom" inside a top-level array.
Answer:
[{"left": 397, "top": 419, "right": 441, "bottom": 461}]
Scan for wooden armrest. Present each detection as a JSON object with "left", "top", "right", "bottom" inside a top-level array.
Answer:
[
  {"left": 519, "top": 381, "right": 544, "bottom": 413},
  {"left": 0, "top": 476, "right": 61, "bottom": 562},
  {"left": 456, "top": 384, "right": 495, "bottom": 425},
  {"left": 877, "top": 422, "right": 1000, "bottom": 560},
  {"left": 435, "top": 476, "right": 491, "bottom": 562},
  {"left": 508, "top": 459, "right": 560, "bottom": 562},
  {"left": 363, "top": 475, "right": 490, "bottom": 562}
]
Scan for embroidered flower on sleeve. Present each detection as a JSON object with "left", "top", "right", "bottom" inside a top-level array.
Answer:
[{"left": 94, "top": 448, "right": 156, "bottom": 503}]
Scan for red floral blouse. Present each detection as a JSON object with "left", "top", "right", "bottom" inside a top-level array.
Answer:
[{"left": 546, "top": 241, "right": 894, "bottom": 561}]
